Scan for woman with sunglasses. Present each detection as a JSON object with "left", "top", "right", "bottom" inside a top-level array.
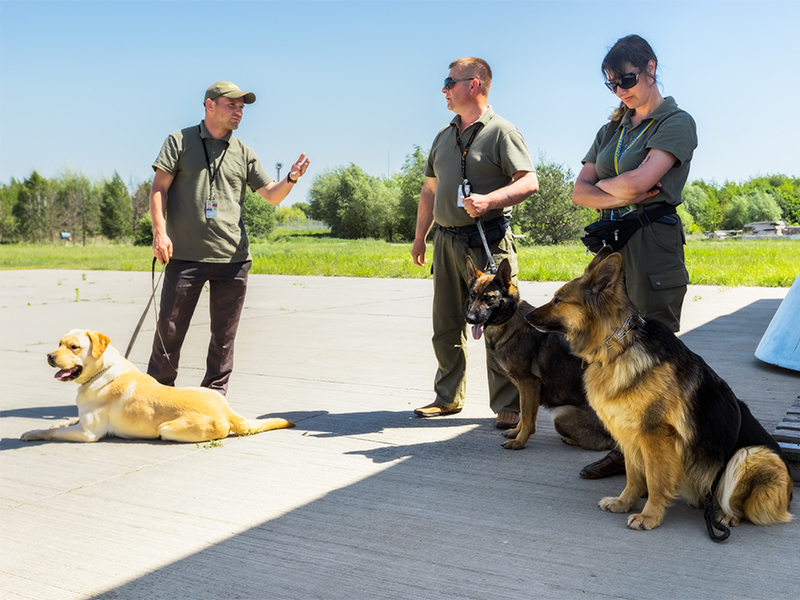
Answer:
[{"left": 573, "top": 34, "right": 698, "bottom": 479}]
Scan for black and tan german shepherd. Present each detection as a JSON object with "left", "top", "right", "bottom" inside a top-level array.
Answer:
[
  {"left": 526, "top": 247, "right": 793, "bottom": 532},
  {"left": 465, "top": 256, "right": 614, "bottom": 451}
]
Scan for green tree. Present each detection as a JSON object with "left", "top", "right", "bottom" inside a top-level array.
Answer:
[
  {"left": 100, "top": 172, "right": 133, "bottom": 240},
  {"left": 513, "top": 158, "right": 593, "bottom": 244},
  {"left": 390, "top": 145, "right": 428, "bottom": 241},
  {"left": 308, "top": 163, "right": 397, "bottom": 239},
  {"left": 291, "top": 201, "right": 311, "bottom": 217},
  {"left": 0, "top": 178, "right": 21, "bottom": 242},
  {"left": 689, "top": 179, "right": 725, "bottom": 231},
  {"left": 134, "top": 213, "right": 154, "bottom": 246},
  {"left": 13, "top": 171, "right": 57, "bottom": 242},
  {"left": 132, "top": 180, "right": 152, "bottom": 238},
  {"left": 57, "top": 171, "right": 96, "bottom": 245},
  {"left": 275, "top": 205, "right": 307, "bottom": 226},
  {"left": 242, "top": 188, "right": 276, "bottom": 239}
]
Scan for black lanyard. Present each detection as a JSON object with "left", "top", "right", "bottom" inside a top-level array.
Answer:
[
  {"left": 455, "top": 123, "right": 482, "bottom": 181},
  {"left": 198, "top": 125, "right": 229, "bottom": 197}
]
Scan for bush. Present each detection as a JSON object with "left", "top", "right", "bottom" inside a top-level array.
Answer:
[
  {"left": 242, "top": 189, "right": 276, "bottom": 239},
  {"left": 513, "top": 158, "right": 594, "bottom": 244},
  {"left": 134, "top": 213, "right": 153, "bottom": 246}
]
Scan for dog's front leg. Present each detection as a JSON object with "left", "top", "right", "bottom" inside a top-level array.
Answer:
[
  {"left": 21, "top": 420, "right": 101, "bottom": 442},
  {"left": 599, "top": 454, "right": 646, "bottom": 514},
  {"left": 626, "top": 434, "right": 680, "bottom": 530},
  {"left": 599, "top": 448, "right": 647, "bottom": 513},
  {"left": 502, "top": 379, "right": 539, "bottom": 450}
]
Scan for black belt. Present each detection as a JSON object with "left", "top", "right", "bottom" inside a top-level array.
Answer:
[
  {"left": 600, "top": 203, "right": 676, "bottom": 223},
  {"left": 439, "top": 216, "right": 508, "bottom": 236}
]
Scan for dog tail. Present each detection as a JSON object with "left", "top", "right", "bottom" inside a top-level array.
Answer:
[
  {"left": 717, "top": 446, "right": 793, "bottom": 526},
  {"left": 231, "top": 417, "right": 295, "bottom": 436}
]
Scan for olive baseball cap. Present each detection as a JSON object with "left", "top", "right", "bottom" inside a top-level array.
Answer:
[{"left": 204, "top": 81, "right": 256, "bottom": 104}]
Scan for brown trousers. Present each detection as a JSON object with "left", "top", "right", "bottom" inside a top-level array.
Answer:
[{"left": 147, "top": 260, "right": 251, "bottom": 395}]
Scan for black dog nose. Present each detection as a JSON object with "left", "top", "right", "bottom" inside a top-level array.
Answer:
[{"left": 47, "top": 352, "right": 57, "bottom": 366}]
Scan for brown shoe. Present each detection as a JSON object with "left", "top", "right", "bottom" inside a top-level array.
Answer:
[
  {"left": 580, "top": 449, "right": 625, "bottom": 479},
  {"left": 495, "top": 411, "right": 520, "bottom": 430},
  {"left": 414, "top": 402, "right": 462, "bottom": 418}
]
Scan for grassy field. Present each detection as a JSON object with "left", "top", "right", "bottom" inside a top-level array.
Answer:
[{"left": 1, "top": 235, "right": 798, "bottom": 287}]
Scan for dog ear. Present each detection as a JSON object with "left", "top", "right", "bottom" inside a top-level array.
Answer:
[
  {"left": 466, "top": 255, "right": 481, "bottom": 281},
  {"left": 586, "top": 245, "right": 614, "bottom": 272},
  {"left": 88, "top": 331, "right": 110, "bottom": 358},
  {"left": 496, "top": 258, "right": 512, "bottom": 288},
  {"left": 588, "top": 252, "right": 623, "bottom": 296}
]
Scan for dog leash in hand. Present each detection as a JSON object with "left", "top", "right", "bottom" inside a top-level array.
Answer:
[
  {"left": 124, "top": 257, "right": 163, "bottom": 360},
  {"left": 475, "top": 218, "right": 497, "bottom": 274}
]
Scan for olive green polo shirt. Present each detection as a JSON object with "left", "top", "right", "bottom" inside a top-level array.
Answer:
[
  {"left": 153, "top": 121, "right": 272, "bottom": 263},
  {"left": 425, "top": 106, "right": 534, "bottom": 228},
  {"left": 583, "top": 96, "right": 697, "bottom": 207}
]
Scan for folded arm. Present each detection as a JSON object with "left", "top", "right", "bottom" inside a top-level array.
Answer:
[{"left": 573, "top": 149, "right": 677, "bottom": 210}]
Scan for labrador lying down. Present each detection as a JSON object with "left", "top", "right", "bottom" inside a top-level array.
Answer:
[{"left": 21, "top": 329, "right": 294, "bottom": 443}]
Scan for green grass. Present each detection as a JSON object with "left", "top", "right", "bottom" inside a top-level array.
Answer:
[{"left": 1, "top": 236, "right": 798, "bottom": 287}]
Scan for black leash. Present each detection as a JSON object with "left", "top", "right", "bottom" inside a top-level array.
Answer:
[
  {"left": 454, "top": 122, "right": 496, "bottom": 274},
  {"left": 475, "top": 218, "right": 497, "bottom": 274},
  {"left": 703, "top": 467, "right": 731, "bottom": 542},
  {"left": 124, "top": 257, "right": 164, "bottom": 360}
]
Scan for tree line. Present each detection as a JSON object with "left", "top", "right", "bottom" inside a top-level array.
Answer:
[{"left": 2, "top": 152, "right": 798, "bottom": 246}]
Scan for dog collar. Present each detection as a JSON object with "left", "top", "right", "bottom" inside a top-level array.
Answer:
[
  {"left": 82, "top": 365, "right": 112, "bottom": 386},
  {"left": 605, "top": 313, "right": 645, "bottom": 349}
]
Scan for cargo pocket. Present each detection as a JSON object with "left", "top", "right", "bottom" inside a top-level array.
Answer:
[{"left": 647, "top": 265, "right": 689, "bottom": 291}]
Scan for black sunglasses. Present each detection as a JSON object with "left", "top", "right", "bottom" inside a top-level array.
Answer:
[
  {"left": 443, "top": 77, "right": 474, "bottom": 90},
  {"left": 604, "top": 72, "right": 640, "bottom": 93}
]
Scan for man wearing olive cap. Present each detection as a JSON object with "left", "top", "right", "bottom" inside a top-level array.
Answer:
[{"left": 147, "top": 80, "right": 310, "bottom": 395}]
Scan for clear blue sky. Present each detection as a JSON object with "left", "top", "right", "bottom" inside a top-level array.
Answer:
[{"left": 1, "top": 0, "right": 798, "bottom": 205}]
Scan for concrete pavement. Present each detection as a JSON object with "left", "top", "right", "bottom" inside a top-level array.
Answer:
[{"left": 1, "top": 269, "right": 798, "bottom": 599}]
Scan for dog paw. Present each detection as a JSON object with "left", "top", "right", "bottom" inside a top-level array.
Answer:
[
  {"left": 502, "top": 428, "right": 520, "bottom": 439},
  {"left": 599, "top": 496, "right": 633, "bottom": 513},
  {"left": 501, "top": 439, "right": 527, "bottom": 450},
  {"left": 627, "top": 513, "right": 660, "bottom": 530},
  {"left": 560, "top": 436, "right": 580, "bottom": 447},
  {"left": 20, "top": 430, "right": 42, "bottom": 441},
  {"left": 717, "top": 511, "right": 741, "bottom": 527}
]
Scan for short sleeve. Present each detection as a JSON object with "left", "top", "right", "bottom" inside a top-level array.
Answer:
[
  {"left": 499, "top": 128, "right": 534, "bottom": 176},
  {"left": 647, "top": 111, "right": 698, "bottom": 167},
  {"left": 152, "top": 132, "right": 182, "bottom": 175}
]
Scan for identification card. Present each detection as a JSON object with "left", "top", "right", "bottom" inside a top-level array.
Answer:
[
  {"left": 205, "top": 194, "right": 218, "bottom": 219},
  {"left": 457, "top": 180, "right": 471, "bottom": 208}
]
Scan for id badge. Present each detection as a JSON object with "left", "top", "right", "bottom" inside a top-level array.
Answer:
[
  {"left": 205, "top": 194, "right": 218, "bottom": 219},
  {"left": 457, "top": 180, "right": 471, "bottom": 207}
]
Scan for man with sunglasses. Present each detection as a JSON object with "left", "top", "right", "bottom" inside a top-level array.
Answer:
[
  {"left": 411, "top": 57, "right": 539, "bottom": 429},
  {"left": 148, "top": 81, "right": 310, "bottom": 396}
]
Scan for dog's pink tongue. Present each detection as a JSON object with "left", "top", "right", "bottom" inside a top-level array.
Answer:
[
  {"left": 471, "top": 323, "right": 484, "bottom": 340},
  {"left": 55, "top": 368, "right": 76, "bottom": 381}
]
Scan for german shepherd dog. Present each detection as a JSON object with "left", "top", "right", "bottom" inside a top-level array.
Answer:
[
  {"left": 465, "top": 256, "right": 614, "bottom": 451},
  {"left": 526, "top": 247, "right": 793, "bottom": 532}
]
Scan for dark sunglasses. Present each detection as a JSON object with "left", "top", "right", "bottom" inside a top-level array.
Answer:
[
  {"left": 443, "top": 77, "right": 474, "bottom": 90},
  {"left": 604, "top": 72, "right": 640, "bottom": 93}
]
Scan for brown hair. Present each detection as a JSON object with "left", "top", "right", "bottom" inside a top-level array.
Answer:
[
  {"left": 449, "top": 57, "right": 492, "bottom": 95},
  {"left": 602, "top": 35, "right": 658, "bottom": 122}
]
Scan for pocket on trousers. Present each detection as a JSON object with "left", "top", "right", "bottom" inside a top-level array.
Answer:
[{"left": 647, "top": 265, "right": 689, "bottom": 291}]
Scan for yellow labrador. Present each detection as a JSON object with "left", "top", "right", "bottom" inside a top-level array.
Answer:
[{"left": 21, "top": 329, "right": 294, "bottom": 443}]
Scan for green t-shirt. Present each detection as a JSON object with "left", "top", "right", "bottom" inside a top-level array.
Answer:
[
  {"left": 153, "top": 121, "right": 272, "bottom": 263},
  {"left": 583, "top": 96, "right": 697, "bottom": 207},
  {"left": 425, "top": 106, "right": 534, "bottom": 228}
]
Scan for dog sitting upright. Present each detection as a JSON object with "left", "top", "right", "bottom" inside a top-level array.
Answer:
[
  {"left": 21, "top": 329, "right": 294, "bottom": 443},
  {"left": 526, "top": 247, "right": 793, "bottom": 532},
  {"left": 465, "top": 256, "right": 613, "bottom": 451}
]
